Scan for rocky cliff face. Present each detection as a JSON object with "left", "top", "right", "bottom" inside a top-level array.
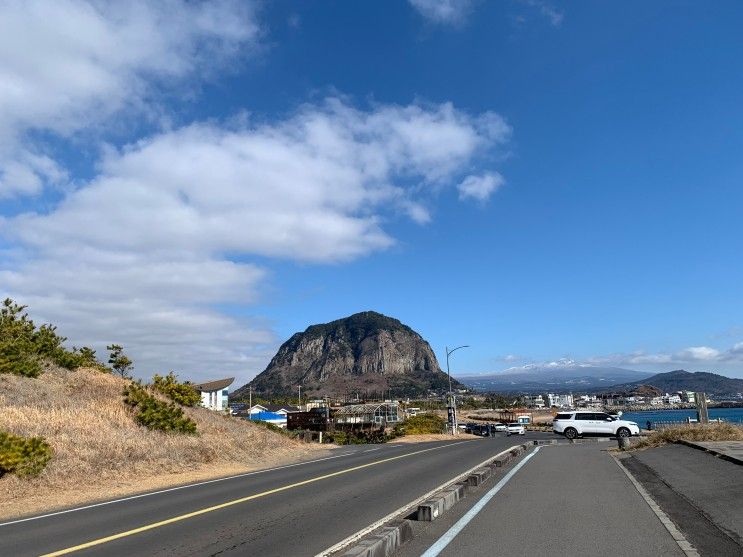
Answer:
[{"left": 233, "top": 311, "right": 463, "bottom": 398}]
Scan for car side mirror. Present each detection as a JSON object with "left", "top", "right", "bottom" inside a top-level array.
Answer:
[{"left": 606, "top": 417, "right": 613, "bottom": 421}]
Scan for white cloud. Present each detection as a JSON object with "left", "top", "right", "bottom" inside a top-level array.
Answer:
[
  {"left": 675, "top": 346, "right": 721, "bottom": 361},
  {"left": 0, "top": 0, "right": 261, "bottom": 198},
  {"left": 409, "top": 0, "right": 474, "bottom": 26},
  {"left": 522, "top": 1, "right": 563, "bottom": 27},
  {"left": 579, "top": 342, "right": 743, "bottom": 369},
  {"left": 7, "top": 99, "right": 509, "bottom": 262},
  {"left": 1, "top": 98, "right": 510, "bottom": 382},
  {"left": 458, "top": 172, "right": 505, "bottom": 201}
]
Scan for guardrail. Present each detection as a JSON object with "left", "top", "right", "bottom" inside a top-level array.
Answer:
[{"left": 648, "top": 417, "right": 742, "bottom": 430}]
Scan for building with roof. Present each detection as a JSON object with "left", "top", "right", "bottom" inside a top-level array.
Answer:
[
  {"left": 192, "top": 377, "right": 234, "bottom": 411},
  {"left": 246, "top": 403, "right": 300, "bottom": 416},
  {"left": 246, "top": 411, "right": 288, "bottom": 428},
  {"left": 334, "top": 402, "right": 401, "bottom": 427}
]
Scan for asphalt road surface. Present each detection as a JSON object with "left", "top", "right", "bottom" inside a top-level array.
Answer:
[
  {"left": 626, "top": 443, "right": 743, "bottom": 555},
  {"left": 0, "top": 433, "right": 546, "bottom": 557},
  {"left": 398, "top": 443, "right": 686, "bottom": 557}
]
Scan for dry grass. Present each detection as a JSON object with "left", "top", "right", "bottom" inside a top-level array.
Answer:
[
  {"left": 0, "top": 365, "right": 326, "bottom": 519},
  {"left": 395, "top": 433, "right": 480, "bottom": 443},
  {"left": 632, "top": 422, "right": 743, "bottom": 450}
]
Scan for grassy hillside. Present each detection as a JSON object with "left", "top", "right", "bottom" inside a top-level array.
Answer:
[{"left": 0, "top": 363, "right": 321, "bottom": 519}]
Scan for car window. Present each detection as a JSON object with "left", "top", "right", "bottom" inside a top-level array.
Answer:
[
  {"left": 595, "top": 413, "right": 611, "bottom": 420},
  {"left": 575, "top": 413, "right": 593, "bottom": 420},
  {"left": 555, "top": 413, "right": 573, "bottom": 420}
]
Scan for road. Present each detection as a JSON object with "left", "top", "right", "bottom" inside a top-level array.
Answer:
[
  {"left": 398, "top": 443, "right": 687, "bottom": 557},
  {"left": 0, "top": 434, "right": 547, "bottom": 557}
]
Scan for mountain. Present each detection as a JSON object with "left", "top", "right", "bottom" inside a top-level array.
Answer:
[
  {"left": 599, "top": 370, "right": 743, "bottom": 397},
  {"left": 458, "top": 362, "right": 652, "bottom": 393},
  {"left": 233, "top": 311, "right": 463, "bottom": 399}
]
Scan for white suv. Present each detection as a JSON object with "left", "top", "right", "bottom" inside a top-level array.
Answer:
[{"left": 553, "top": 411, "right": 640, "bottom": 439}]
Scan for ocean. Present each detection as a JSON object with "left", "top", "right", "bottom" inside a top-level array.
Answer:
[{"left": 621, "top": 407, "right": 743, "bottom": 427}]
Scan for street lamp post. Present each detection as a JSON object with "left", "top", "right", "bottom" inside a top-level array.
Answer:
[{"left": 445, "top": 345, "right": 469, "bottom": 435}]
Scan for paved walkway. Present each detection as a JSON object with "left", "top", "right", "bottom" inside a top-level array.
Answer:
[
  {"left": 680, "top": 440, "right": 743, "bottom": 465},
  {"left": 399, "top": 444, "right": 685, "bottom": 557},
  {"left": 632, "top": 443, "right": 743, "bottom": 550}
]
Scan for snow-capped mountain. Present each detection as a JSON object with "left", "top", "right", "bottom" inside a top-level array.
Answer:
[{"left": 457, "top": 360, "right": 652, "bottom": 393}]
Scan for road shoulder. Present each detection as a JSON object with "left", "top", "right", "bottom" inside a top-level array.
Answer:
[{"left": 620, "top": 444, "right": 743, "bottom": 556}]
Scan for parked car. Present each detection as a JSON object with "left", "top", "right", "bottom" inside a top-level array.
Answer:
[
  {"left": 506, "top": 422, "right": 525, "bottom": 435},
  {"left": 462, "top": 422, "right": 478, "bottom": 434},
  {"left": 552, "top": 411, "right": 640, "bottom": 439},
  {"left": 493, "top": 422, "right": 507, "bottom": 432}
]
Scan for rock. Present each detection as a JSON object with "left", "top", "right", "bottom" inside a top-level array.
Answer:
[{"left": 233, "top": 311, "right": 464, "bottom": 398}]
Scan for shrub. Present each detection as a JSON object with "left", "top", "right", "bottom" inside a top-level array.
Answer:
[
  {"left": 0, "top": 431, "right": 53, "bottom": 478},
  {"left": 324, "top": 429, "right": 396, "bottom": 444},
  {"left": 0, "top": 298, "right": 108, "bottom": 377},
  {"left": 107, "top": 344, "right": 133, "bottom": 378},
  {"left": 151, "top": 372, "right": 201, "bottom": 406},
  {"left": 395, "top": 413, "right": 447, "bottom": 435},
  {"left": 248, "top": 420, "right": 294, "bottom": 437},
  {"left": 122, "top": 382, "right": 197, "bottom": 435}
]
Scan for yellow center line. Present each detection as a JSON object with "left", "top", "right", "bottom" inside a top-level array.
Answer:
[{"left": 41, "top": 440, "right": 471, "bottom": 557}]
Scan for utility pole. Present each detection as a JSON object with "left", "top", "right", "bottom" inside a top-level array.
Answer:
[
  {"left": 298, "top": 385, "right": 302, "bottom": 410},
  {"left": 248, "top": 384, "right": 252, "bottom": 419},
  {"left": 446, "top": 345, "right": 469, "bottom": 435}
]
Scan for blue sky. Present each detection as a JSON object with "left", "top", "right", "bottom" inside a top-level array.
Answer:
[{"left": 1, "top": 1, "right": 742, "bottom": 383}]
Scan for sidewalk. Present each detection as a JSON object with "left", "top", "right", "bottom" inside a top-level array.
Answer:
[
  {"left": 629, "top": 443, "right": 743, "bottom": 551},
  {"left": 678, "top": 440, "right": 743, "bottom": 465},
  {"left": 398, "top": 444, "right": 685, "bottom": 557}
]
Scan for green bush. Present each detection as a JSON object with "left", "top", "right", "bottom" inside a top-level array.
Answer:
[
  {"left": 122, "top": 382, "right": 197, "bottom": 434},
  {"left": 0, "top": 298, "right": 108, "bottom": 377},
  {"left": 151, "top": 372, "right": 201, "bottom": 406},
  {"left": 395, "top": 413, "right": 447, "bottom": 435},
  {"left": 248, "top": 419, "right": 294, "bottom": 437},
  {"left": 0, "top": 431, "right": 53, "bottom": 478},
  {"left": 323, "top": 429, "right": 397, "bottom": 445}
]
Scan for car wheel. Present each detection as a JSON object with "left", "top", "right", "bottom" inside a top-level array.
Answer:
[
  {"left": 617, "top": 427, "right": 631, "bottom": 438},
  {"left": 564, "top": 427, "right": 578, "bottom": 440}
]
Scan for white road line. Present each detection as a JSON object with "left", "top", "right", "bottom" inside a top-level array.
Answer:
[
  {"left": 315, "top": 442, "right": 516, "bottom": 557},
  {"left": 363, "top": 448, "right": 381, "bottom": 452},
  {"left": 0, "top": 452, "right": 357, "bottom": 527},
  {"left": 419, "top": 447, "right": 541, "bottom": 557}
]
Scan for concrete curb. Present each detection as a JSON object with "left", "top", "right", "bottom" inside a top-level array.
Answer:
[
  {"left": 417, "top": 483, "right": 466, "bottom": 521},
  {"left": 341, "top": 521, "right": 413, "bottom": 557},
  {"left": 568, "top": 437, "right": 612, "bottom": 444},
  {"left": 466, "top": 467, "right": 492, "bottom": 487},
  {"left": 676, "top": 440, "right": 743, "bottom": 466},
  {"left": 319, "top": 444, "right": 531, "bottom": 557},
  {"left": 610, "top": 452, "right": 700, "bottom": 557}
]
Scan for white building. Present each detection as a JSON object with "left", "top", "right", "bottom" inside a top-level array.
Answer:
[
  {"left": 547, "top": 393, "right": 574, "bottom": 408},
  {"left": 193, "top": 377, "right": 234, "bottom": 411},
  {"left": 525, "top": 395, "right": 545, "bottom": 409},
  {"left": 664, "top": 394, "right": 682, "bottom": 404},
  {"left": 247, "top": 403, "right": 300, "bottom": 416}
]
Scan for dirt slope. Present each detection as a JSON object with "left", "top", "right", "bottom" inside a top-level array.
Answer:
[{"left": 0, "top": 365, "right": 325, "bottom": 519}]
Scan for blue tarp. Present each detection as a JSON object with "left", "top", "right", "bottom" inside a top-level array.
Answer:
[{"left": 247, "top": 411, "right": 286, "bottom": 422}]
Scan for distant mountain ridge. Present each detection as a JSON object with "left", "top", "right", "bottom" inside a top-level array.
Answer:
[
  {"left": 458, "top": 363, "right": 652, "bottom": 393},
  {"left": 598, "top": 369, "right": 743, "bottom": 397},
  {"left": 233, "top": 311, "right": 464, "bottom": 399}
]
